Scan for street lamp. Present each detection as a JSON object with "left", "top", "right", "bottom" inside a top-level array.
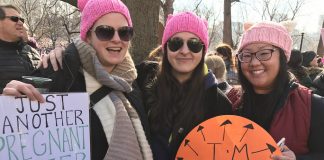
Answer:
[{"left": 299, "top": 32, "right": 304, "bottom": 51}]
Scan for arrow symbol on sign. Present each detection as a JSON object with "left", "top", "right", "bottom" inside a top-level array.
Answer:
[
  {"left": 184, "top": 139, "right": 198, "bottom": 156},
  {"left": 197, "top": 125, "right": 206, "bottom": 141},
  {"left": 252, "top": 143, "right": 277, "bottom": 154},
  {"left": 220, "top": 119, "right": 232, "bottom": 141},
  {"left": 240, "top": 123, "right": 254, "bottom": 142}
]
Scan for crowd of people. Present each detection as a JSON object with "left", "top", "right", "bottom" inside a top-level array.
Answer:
[{"left": 1, "top": 0, "right": 324, "bottom": 160}]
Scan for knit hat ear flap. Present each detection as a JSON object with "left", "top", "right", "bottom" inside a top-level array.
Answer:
[
  {"left": 167, "top": 14, "right": 173, "bottom": 22},
  {"left": 166, "top": 14, "right": 173, "bottom": 23},
  {"left": 78, "top": 0, "right": 88, "bottom": 12},
  {"left": 203, "top": 19, "right": 208, "bottom": 28},
  {"left": 243, "top": 22, "right": 254, "bottom": 32},
  {"left": 280, "top": 20, "right": 296, "bottom": 33}
]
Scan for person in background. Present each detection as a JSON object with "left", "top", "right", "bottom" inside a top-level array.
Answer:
[
  {"left": 136, "top": 45, "right": 162, "bottom": 93},
  {"left": 21, "top": 23, "right": 39, "bottom": 50},
  {"left": 215, "top": 43, "right": 238, "bottom": 84},
  {"left": 205, "top": 54, "right": 240, "bottom": 106},
  {"left": 2, "top": 0, "right": 152, "bottom": 159},
  {"left": 0, "top": 4, "right": 40, "bottom": 93},
  {"left": 301, "top": 50, "right": 323, "bottom": 81},
  {"left": 313, "top": 70, "right": 324, "bottom": 96},
  {"left": 139, "top": 12, "right": 233, "bottom": 160},
  {"left": 317, "top": 56, "right": 323, "bottom": 68},
  {"left": 287, "top": 49, "right": 313, "bottom": 88},
  {"left": 288, "top": 49, "right": 324, "bottom": 96},
  {"left": 235, "top": 21, "right": 324, "bottom": 159}
]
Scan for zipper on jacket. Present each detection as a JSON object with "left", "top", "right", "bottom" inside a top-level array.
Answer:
[{"left": 168, "top": 127, "right": 184, "bottom": 146}]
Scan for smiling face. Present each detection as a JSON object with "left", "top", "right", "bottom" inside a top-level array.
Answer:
[
  {"left": 0, "top": 8, "right": 24, "bottom": 42},
  {"left": 240, "top": 43, "right": 280, "bottom": 94},
  {"left": 166, "top": 32, "right": 203, "bottom": 83},
  {"left": 86, "top": 13, "right": 129, "bottom": 72}
]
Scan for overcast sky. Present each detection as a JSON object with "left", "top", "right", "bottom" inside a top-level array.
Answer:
[{"left": 174, "top": 0, "right": 324, "bottom": 34}]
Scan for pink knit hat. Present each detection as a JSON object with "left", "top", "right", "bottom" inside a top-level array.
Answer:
[
  {"left": 162, "top": 12, "right": 209, "bottom": 53},
  {"left": 80, "top": 0, "right": 132, "bottom": 41},
  {"left": 238, "top": 21, "right": 292, "bottom": 61}
]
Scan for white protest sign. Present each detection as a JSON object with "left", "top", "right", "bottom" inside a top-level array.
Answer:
[{"left": 0, "top": 93, "right": 90, "bottom": 160}]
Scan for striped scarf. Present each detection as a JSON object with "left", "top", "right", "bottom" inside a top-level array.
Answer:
[{"left": 74, "top": 38, "right": 153, "bottom": 160}]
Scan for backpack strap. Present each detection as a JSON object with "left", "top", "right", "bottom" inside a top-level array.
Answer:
[
  {"left": 90, "top": 86, "right": 112, "bottom": 107},
  {"left": 89, "top": 86, "right": 112, "bottom": 159}
]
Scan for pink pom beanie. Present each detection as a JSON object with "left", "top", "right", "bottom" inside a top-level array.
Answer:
[
  {"left": 79, "top": 0, "right": 132, "bottom": 41},
  {"left": 238, "top": 21, "right": 292, "bottom": 61},
  {"left": 162, "top": 12, "right": 209, "bottom": 53}
]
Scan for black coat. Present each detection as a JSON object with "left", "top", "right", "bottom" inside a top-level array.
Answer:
[
  {"left": 313, "top": 71, "right": 324, "bottom": 96},
  {"left": 0, "top": 39, "right": 40, "bottom": 93}
]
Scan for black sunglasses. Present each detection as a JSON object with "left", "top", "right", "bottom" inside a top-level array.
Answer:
[
  {"left": 167, "top": 37, "right": 204, "bottom": 53},
  {"left": 5, "top": 16, "right": 25, "bottom": 23},
  {"left": 93, "top": 25, "right": 133, "bottom": 41}
]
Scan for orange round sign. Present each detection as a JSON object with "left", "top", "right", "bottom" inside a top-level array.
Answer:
[{"left": 176, "top": 115, "right": 282, "bottom": 160}]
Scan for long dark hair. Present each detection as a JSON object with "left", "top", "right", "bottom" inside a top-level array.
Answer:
[
  {"left": 149, "top": 44, "right": 206, "bottom": 135},
  {"left": 237, "top": 47, "right": 290, "bottom": 130}
]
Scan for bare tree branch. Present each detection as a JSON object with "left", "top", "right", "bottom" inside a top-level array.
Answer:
[
  {"left": 260, "top": 0, "right": 305, "bottom": 22},
  {"left": 193, "top": 0, "right": 203, "bottom": 13},
  {"left": 288, "top": 0, "right": 305, "bottom": 20},
  {"left": 162, "top": 0, "right": 174, "bottom": 23}
]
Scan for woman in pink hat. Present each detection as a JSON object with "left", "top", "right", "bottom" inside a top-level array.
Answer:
[
  {"left": 234, "top": 21, "right": 324, "bottom": 159},
  {"left": 3, "top": 0, "right": 152, "bottom": 159},
  {"left": 137, "top": 11, "right": 233, "bottom": 160}
]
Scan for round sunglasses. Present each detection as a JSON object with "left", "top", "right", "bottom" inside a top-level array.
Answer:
[
  {"left": 167, "top": 37, "right": 204, "bottom": 53},
  {"left": 5, "top": 16, "right": 25, "bottom": 23},
  {"left": 92, "top": 25, "right": 134, "bottom": 41}
]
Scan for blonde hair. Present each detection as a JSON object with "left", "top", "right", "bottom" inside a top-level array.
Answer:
[{"left": 146, "top": 45, "right": 163, "bottom": 62}]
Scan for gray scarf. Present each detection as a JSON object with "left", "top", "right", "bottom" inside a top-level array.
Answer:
[{"left": 74, "top": 38, "right": 152, "bottom": 160}]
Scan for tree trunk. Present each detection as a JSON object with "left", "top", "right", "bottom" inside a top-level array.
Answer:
[
  {"left": 60, "top": 0, "right": 160, "bottom": 64},
  {"left": 317, "top": 20, "right": 324, "bottom": 57},
  {"left": 223, "top": 0, "right": 233, "bottom": 47},
  {"left": 123, "top": 0, "right": 160, "bottom": 64},
  {"left": 163, "top": 0, "right": 175, "bottom": 24}
]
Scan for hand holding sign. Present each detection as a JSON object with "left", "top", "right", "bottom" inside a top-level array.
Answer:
[
  {"left": 176, "top": 115, "right": 282, "bottom": 160},
  {"left": 3, "top": 80, "right": 45, "bottom": 103},
  {"left": 0, "top": 93, "right": 90, "bottom": 160}
]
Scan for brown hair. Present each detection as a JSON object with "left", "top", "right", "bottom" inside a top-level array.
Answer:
[
  {"left": 205, "top": 55, "right": 226, "bottom": 81},
  {"left": 215, "top": 43, "right": 236, "bottom": 71}
]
